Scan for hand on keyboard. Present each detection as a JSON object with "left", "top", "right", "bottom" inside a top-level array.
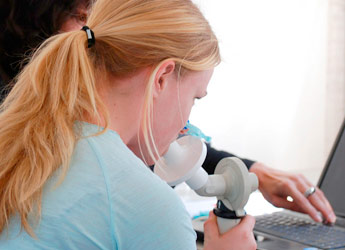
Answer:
[{"left": 249, "top": 163, "right": 336, "bottom": 224}]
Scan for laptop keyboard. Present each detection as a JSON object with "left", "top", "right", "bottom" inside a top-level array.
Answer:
[{"left": 255, "top": 212, "right": 345, "bottom": 249}]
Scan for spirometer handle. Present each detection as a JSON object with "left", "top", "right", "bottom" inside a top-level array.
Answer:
[
  {"left": 217, "top": 217, "right": 241, "bottom": 234},
  {"left": 213, "top": 199, "right": 245, "bottom": 234}
]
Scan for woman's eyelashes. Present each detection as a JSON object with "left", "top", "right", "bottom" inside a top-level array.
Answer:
[
  {"left": 193, "top": 96, "right": 201, "bottom": 105},
  {"left": 194, "top": 92, "right": 207, "bottom": 102}
]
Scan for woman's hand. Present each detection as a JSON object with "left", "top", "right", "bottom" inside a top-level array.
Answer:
[
  {"left": 250, "top": 162, "right": 336, "bottom": 224},
  {"left": 203, "top": 212, "right": 257, "bottom": 250}
]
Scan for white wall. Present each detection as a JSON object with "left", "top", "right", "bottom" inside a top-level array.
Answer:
[
  {"left": 325, "top": 0, "right": 345, "bottom": 158},
  {"left": 190, "top": 0, "right": 330, "bottom": 182}
]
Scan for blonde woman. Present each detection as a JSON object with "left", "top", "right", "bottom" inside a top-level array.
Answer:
[
  {"left": 1, "top": 0, "right": 336, "bottom": 229},
  {"left": 0, "top": 0, "right": 256, "bottom": 249}
]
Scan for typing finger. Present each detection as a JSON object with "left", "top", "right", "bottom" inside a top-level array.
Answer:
[
  {"left": 288, "top": 184, "right": 323, "bottom": 222},
  {"left": 309, "top": 188, "right": 336, "bottom": 223}
]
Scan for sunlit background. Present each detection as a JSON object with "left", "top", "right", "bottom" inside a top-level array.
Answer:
[{"left": 190, "top": 0, "right": 345, "bottom": 183}]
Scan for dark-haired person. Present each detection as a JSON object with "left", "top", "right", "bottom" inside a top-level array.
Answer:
[{"left": 0, "top": 0, "right": 88, "bottom": 99}]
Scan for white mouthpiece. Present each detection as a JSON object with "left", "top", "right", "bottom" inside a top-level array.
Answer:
[{"left": 154, "top": 136, "right": 207, "bottom": 187}]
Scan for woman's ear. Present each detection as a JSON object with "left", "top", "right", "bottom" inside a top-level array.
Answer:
[{"left": 152, "top": 60, "right": 176, "bottom": 98}]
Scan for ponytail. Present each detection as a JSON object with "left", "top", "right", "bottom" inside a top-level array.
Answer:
[{"left": 0, "top": 29, "right": 107, "bottom": 236}]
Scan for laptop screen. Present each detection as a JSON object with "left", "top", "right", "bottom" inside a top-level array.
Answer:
[{"left": 319, "top": 119, "right": 345, "bottom": 218}]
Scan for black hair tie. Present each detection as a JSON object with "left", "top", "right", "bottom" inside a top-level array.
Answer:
[{"left": 81, "top": 26, "right": 95, "bottom": 48}]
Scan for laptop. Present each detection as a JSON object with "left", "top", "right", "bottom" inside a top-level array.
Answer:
[
  {"left": 192, "top": 118, "right": 345, "bottom": 250},
  {"left": 254, "top": 118, "right": 345, "bottom": 250}
]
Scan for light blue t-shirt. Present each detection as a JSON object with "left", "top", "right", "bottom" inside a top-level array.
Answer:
[{"left": 0, "top": 122, "right": 196, "bottom": 249}]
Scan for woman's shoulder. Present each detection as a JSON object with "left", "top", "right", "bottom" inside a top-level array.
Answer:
[
  {"left": 72, "top": 123, "right": 197, "bottom": 249},
  {"left": 78, "top": 125, "right": 196, "bottom": 249}
]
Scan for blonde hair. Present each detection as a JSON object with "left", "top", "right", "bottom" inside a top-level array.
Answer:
[{"left": 0, "top": 0, "right": 220, "bottom": 236}]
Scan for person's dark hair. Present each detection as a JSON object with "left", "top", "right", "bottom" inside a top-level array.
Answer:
[{"left": 0, "top": 0, "right": 89, "bottom": 99}]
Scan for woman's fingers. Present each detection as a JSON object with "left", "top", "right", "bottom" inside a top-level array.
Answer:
[
  {"left": 307, "top": 188, "right": 336, "bottom": 223},
  {"left": 204, "top": 211, "right": 220, "bottom": 241},
  {"left": 280, "top": 183, "right": 323, "bottom": 222},
  {"left": 203, "top": 212, "right": 257, "bottom": 250}
]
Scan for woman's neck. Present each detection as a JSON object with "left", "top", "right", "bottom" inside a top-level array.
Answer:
[{"left": 88, "top": 68, "right": 151, "bottom": 146}]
